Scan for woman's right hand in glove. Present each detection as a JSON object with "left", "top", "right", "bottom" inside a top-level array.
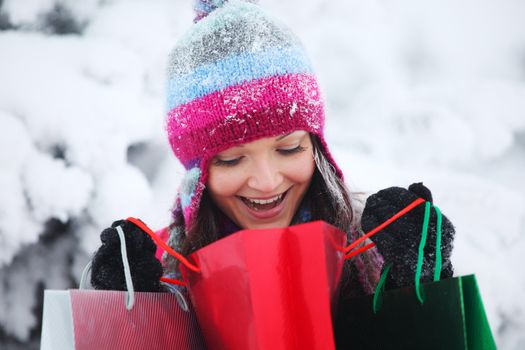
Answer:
[{"left": 90, "top": 219, "right": 164, "bottom": 292}]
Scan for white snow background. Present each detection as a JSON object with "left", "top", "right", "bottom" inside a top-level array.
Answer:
[{"left": 1, "top": 0, "right": 524, "bottom": 348}]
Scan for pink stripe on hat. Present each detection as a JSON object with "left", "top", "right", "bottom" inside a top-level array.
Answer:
[{"left": 167, "top": 73, "right": 324, "bottom": 167}]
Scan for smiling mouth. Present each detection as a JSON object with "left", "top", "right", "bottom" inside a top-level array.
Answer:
[{"left": 238, "top": 189, "right": 289, "bottom": 211}]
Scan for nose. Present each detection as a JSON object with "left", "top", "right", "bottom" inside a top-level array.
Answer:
[{"left": 247, "top": 157, "right": 283, "bottom": 193}]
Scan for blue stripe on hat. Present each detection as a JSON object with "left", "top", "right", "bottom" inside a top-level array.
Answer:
[{"left": 166, "top": 45, "right": 313, "bottom": 111}]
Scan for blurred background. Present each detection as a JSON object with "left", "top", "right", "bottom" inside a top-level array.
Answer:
[{"left": 1, "top": 0, "right": 524, "bottom": 348}]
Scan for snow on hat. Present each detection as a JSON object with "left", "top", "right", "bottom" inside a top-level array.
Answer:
[{"left": 166, "top": 0, "right": 343, "bottom": 229}]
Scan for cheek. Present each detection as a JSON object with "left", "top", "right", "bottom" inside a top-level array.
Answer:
[
  {"left": 208, "top": 168, "right": 245, "bottom": 197},
  {"left": 284, "top": 153, "right": 315, "bottom": 183}
]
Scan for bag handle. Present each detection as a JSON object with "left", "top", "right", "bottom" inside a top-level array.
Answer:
[
  {"left": 79, "top": 261, "right": 92, "bottom": 290},
  {"left": 116, "top": 225, "right": 136, "bottom": 310},
  {"left": 343, "top": 198, "right": 426, "bottom": 259},
  {"left": 126, "top": 217, "right": 201, "bottom": 273},
  {"left": 127, "top": 198, "right": 429, "bottom": 287},
  {"left": 79, "top": 226, "right": 136, "bottom": 310},
  {"left": 125, "top": 217, "right": 200, "bottom": 287},
  {"left": 128, "top": 198, "right": 427, "bottom": 285},
  {"left": 126, "top": 217, "right": 200, "bottom": 273},
  {"left": 117, "top": 223, "right": 191, "bottom": 312},
  {"left": 414, "top": 202, "right": 444, "bottom": 302},
  {"left": 372, "top": 201, "right": 444, "bottom": 311}
]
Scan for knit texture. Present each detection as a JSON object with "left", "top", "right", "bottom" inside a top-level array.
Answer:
[{"left": 166, "top": 0, "right": 343, "bottom": 229}]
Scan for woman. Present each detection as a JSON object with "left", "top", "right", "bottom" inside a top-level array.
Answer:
[
  {"left": 161, "top": 0, "right": 387, "bottom": 297},
  {"left": 91, "top": 0, "right": 455, "bottom": 345}
]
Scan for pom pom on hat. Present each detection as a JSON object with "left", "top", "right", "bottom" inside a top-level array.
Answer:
[{"left": 193, "top": 0, "right": 259, "bottom": 22}]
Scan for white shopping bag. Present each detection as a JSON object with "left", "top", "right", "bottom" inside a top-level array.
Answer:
[{"left": 41, "top": 290, "right": 75, "bottom": 350}]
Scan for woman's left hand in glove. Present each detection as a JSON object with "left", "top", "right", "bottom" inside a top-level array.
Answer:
[
  {"left": 361, "top": 182, "right": 455, "bottom": 290},
  {"left": 90, "top": 219, "right": 164, "bottom": 292}
]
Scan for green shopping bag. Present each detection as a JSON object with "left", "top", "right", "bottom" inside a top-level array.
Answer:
[
  {"left": 335, "top": 274, "right": 496, "bottom": 350},
  {"left": 337, "top": 200, "right": 497, "bottom": 349}
]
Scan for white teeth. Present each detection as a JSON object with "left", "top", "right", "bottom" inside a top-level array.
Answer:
[{"left": 247, "top": 193, "right": 283, "bottom": 205}]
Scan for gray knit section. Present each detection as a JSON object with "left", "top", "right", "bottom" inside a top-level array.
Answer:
[
  {"left": 162, "top": 223, "right": 185, "bottom": 277},
  {"left": 167, "top": 2, "right": 302, "bottom": 77}
]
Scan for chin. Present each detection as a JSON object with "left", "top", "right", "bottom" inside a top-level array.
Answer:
[{"left": 240, "top": 218, "right": 292, "bottom": 230}]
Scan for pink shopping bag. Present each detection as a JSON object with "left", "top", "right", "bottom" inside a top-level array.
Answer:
[
  {"left": 41, "top": 223, "right": 205, "bottom": 350},
  {"left": 41, "top": 288, "right": 205, "bottom": 350}
]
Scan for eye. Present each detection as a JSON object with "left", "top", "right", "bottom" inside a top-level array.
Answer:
[
  {"left": 213, "top": 156, "right": 243, "bottom": 167},
  {"left": 277, "top": 145, "right": 306, "bottom": 155}
]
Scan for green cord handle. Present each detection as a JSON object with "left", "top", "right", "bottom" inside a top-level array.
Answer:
[
  {"left": 415, "top": 202, "right": 431, "bottom": 304},
  {"left": 372, "top": 200, "right": 445, "bottom": 311},
  {"left": 415, "top": 203, "right": 444, "bottom": 304},
  {"left": 373, "top": 264, "right": 392, "bottom": 314},
  {"left": 433, "top": 205, "right": 443, "bottom": 281}
]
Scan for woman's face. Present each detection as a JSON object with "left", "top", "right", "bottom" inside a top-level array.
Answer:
[{"left": 207, "top": 130, "right": 315, "bottom": 230}]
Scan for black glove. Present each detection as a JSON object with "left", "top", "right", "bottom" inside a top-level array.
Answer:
[
  {"left": 361, "top": 183, "right": 455, "bottom": 290},
  {"left": 91, "top": 219, "right": 163, "bottom": 292}
]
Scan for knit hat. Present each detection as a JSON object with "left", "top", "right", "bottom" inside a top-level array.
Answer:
[{"left": 166, "top": 0, "right": 343, "bottom": 229}]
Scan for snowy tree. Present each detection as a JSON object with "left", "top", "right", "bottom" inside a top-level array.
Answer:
[{"left": 1, "top": 0, "right": 524, "bottom": 349}]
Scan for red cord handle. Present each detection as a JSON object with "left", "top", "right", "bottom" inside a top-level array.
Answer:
[
  {"left": 345, "top": 242, "right": 376, "bottom": 260},
  {"left": 344, "top": 198, "right": 425, "bottom": 259},
  {"left": 126, "top": 217, "right": 200, "bottom": 273},
  {"left": 160, "top": 277, "right": 187, "bottom": 286},
  {"left": 127, "top": 197, "right": 424, "bottom": 285}
]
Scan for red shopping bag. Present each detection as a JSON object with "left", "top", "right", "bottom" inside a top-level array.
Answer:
[{"left": 179, "top": 220, "right": 347, "bottom": 350}]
